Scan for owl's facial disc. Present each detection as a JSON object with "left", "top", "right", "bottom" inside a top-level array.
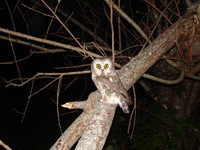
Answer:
[{"left": 91, "top": 58, "right": 113, "bottom": 76}]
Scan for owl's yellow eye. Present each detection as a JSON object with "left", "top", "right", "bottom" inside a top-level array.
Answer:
[
  {"left": 104, "top": 63, "right": 109, "bottom": 69},
  {"left": 96, "top": 63, "right": 101, "bottom": 69}
]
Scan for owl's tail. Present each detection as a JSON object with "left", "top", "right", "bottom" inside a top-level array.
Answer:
[{"left": 120, "top": 101, "right": 129, "bottom": 114}]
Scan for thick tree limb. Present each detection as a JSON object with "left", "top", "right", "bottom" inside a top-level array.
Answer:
[{"left": 50, "top": 5, "right": 198, "bottom": 150}]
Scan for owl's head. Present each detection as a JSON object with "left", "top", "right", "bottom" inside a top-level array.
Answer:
[{"left": 91, "top": 58, "right": 115, "bottom": 76}]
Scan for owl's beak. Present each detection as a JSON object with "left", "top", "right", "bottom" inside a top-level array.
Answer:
[{"left": 101, "top": 69, "right": 104, "bottom": 76}]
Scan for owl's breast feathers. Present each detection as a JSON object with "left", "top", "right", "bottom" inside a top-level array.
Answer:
[{"left": 93, "top": 74, "right": 132, "bottom": 113}]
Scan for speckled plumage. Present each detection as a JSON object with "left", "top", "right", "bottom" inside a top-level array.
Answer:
[{"left": 91, "top": 58, "right": 132, "bottom": 113}]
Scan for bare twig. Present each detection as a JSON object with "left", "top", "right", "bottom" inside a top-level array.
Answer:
[
  {"left": 117, "top": 0, "right": 122, "bottom": 51},
  {"left": 144, "top": 0, "right": 173, "bottom": 25},
  {"left": 41, "top": 0, "right": 88, "bottom": 56},
  {"left": 109, "top": 0, "right": 115, "bottom": 61},
  {"left": 104, "top": 0, "right": 152, "bottom": 44},
  {"left": 129, "top": 85, "right": 137, "bottom": 140},
  {"left": 44, "top": 0, "right": 61, "bottom": 39},
  {"left": 0, "top": 140, "right": 12, "bottom": 150},
  {"left": 5, "top": 70, "right": 90, "bottom": 87},
  {"left": 29, "top": 0, "right": 109, "bottom": 47},
  {"left": 5, "top": 0, "right": 16, "bottom": 31},
  {"left": 21, "top": 79, "right": 35, "bottom": 123},
  {"left": 56, "top": 75, "right": 63, "bottom": 134},
  {"left": 142, "top": 69, "right": 185, "bottom": 85},
  {"left": 8, "top": 34, "right": 22, "bottom": 83},
  {"left": 0, "top": 28, "right": 102, "bottom": 58}
]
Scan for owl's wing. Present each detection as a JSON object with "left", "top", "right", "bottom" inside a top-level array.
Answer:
[
  {"left": 96, "top": 73, "right": 132, "bottom": 105},
  {"left": 109, "top": 73, "right": 132, "bottom": 105}
]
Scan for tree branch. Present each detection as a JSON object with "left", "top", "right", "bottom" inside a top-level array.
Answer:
[
  {"left": 0, "top": 28, "right": 101, "bottom": 58},
  {"left": 50, "top": 5, "right": 197, "bottom": 150}
]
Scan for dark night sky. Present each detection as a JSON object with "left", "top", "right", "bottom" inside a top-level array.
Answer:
[
  {"left": 0, "top": 52, "right": 94, "bottom": 149},
  {"left": 1, "top": 0, "right": 199, "bottom": 149},
  {"left": 0, "top": 1, "right": 99, "bottom": 149},
  {"left": 0, "top": 0, "right": 167, "bottom": 149}
]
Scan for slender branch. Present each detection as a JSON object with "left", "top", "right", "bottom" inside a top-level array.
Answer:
[
  {"left": 109, "top": 0, "right": 115, "bottom": 61},
  {"left": 21, "top": 79, "right": 35, "bottom": 123},
  {"left": 104, "top": 0, "right": 152, "bottom": 44},
  {"left": 8, "top": 34, "right": 22, "bottom": 83},
  {"left": 0, "top": 140, "right": 12, "bottom": 150},
  {"left": 29, "top": 0, "right": 109, "bottom": 47},
  {"left": 0, "top": 28, "right": 102, "bottom": 58},
  {"left": 144, "top": 0, "right": 173, "bottom": 25},
  {"left": 40, "top": 0, "right": 88, "bottom": 55},
  {"left": 44, "top": 0, "right": 61, "bottom": 40},
  {"left": 5, "top": 0, "right": 16, "bottom": 31},
  {"left": 117, "top": 0, "right": 122, "bottom": 51},
  {"left": 142, "top": 69, "right": 184, "bottom": 85},
  {"left": 0, "top": 35, "right": 65, "bottom": 53},
  {"left": 5, "top": 70, "right": 90, "bottom": 87},
  {"left": 56, "top": 75, "right": 63, "bottom": 134}
]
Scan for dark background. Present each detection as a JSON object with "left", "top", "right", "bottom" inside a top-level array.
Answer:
[{"left": 0, "top": 0, "right": 200, "bottom": 149}]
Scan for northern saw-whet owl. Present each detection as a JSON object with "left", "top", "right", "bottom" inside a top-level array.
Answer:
[{"left": 91, "top": 58, "right": 132, "bottom": 113}]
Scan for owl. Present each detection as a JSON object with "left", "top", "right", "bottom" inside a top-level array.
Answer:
[{"left": 91, "top": 58, "right": 132, "bottom": 113}]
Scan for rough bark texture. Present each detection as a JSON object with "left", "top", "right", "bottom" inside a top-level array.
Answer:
[{"left": 50, "top": 5, "right": 199, "bottom": 150}]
